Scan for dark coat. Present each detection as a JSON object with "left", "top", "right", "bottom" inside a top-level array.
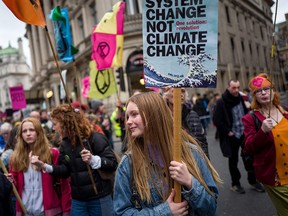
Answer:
[
  {"left": 52, "top": 132, "right": 118, "bottom": 200},
  {"left": 0, "top": 172, "right": 13, "bottom": 216},
  {"left": 242, "top": 109, "right": 288, "bottom": 186},
  {"left": 182, "top": 104, "right": 210, "bottom": 158},
  {"left": 213, "top": 90, "right": 248, "bottom": 157}
]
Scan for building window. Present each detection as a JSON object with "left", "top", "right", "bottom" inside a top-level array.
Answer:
[
  {"left": 263, "top": 47, "right": 268, "bottom": 69},
  {"left": 5, "top": 87, "right": 10, "bottom": 105},
  {"left": 77, "top": 15, "right": 85, "bottom": 40},
  {"left": 89, "top": 1, "right": 97, "bottom": 25},
  {"left": 225, "top": 6, "right": 231, "bottom": 24},
  {"left": 260, "top": 26, "right": 264, "bottom": 40},
  {"left": 236, "top": 12, "right": 242, "bottom": 30},
  {"left": 256, "top": 44, "right": 260, "bottom": 65},
  {"left": 249, "top": 43, "right": 253, "bottom": 60},
  {"left": 241, "top": 40, "right": 246, "bottom": 65},
  {"left": 218, "top": 41, "right": 221, "bottom": 63},
  {"left": 230, "top": 37, "right": 236, "bottom": 64},
  {"left": 126, "top": 0, "right": 141, "bottom": 15}
]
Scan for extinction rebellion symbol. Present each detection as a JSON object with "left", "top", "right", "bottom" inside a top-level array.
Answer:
[
  {"left": 95, "top": 69, "right": 111, "bottom": 94},
  {"left": 97, "top": 42, "right": 110, "bottom": 59}
]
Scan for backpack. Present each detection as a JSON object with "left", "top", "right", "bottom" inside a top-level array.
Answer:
[{"left": 241, "top": 111, "right": 261, "bottom": 159}]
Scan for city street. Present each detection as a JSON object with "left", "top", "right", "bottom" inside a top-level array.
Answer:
[
  {"left": 207, "top": 126, "right": 276, "bottom": 216},
  {"left": 114, "top": 125, "right": 276, "bottom": 216}
]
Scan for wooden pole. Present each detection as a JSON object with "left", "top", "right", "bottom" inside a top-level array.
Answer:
[
  {"left": 72, "top": 60, "right": 82, "bottom": 103},
  {"left": 173, "top": 88, "right": 182, "bottom": 202},
  {"left": 268, "top": 0, "right": 278, "bottom": 117},
  {"left": 44, "top": 26, "right": 98, "bottom": 194},
  {"left": 0, "top": 159, "right": 27, "bottom": 214}
]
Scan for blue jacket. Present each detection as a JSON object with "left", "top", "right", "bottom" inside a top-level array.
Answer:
[{"left": 113, "top": 144, "right": 218, "bottom": 215}]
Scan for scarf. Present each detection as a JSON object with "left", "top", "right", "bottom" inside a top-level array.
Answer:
[{"left": 222, "top": 89, "right": 241, "bottom": 110}]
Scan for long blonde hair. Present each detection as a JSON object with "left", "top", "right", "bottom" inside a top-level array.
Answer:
[
  {"left": 126, "top": 92, "right": 221, "bottom": 203},
  {"left": 11, "top": 118, "right": 52, "bottom": 172}
]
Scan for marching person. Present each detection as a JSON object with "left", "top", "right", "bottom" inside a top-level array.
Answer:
[
  {"left": 114, "top": 92, "right": 221, "bottom": 215},
  {"left": 213, "top": 79, "right": 264, "bottom": 194},
  {"left": 8, "top": 117, "right": 71, "bottom": 216},
  {"left": 242, "top": 73, "right": 288, "bottom": 214},
  {"left": 31, "top": 104, "right": 118, "bottom": 216}
]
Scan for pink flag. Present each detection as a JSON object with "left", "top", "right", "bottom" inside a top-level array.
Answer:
[
  {"left": 91, "top": 1, "right": 125, "bottom": 70},
  {"left": 9, "top": 85, "right": 26, "bottom": 110},
  {"left": 82, "top": 76, "right": 90, "bottom": 98}
]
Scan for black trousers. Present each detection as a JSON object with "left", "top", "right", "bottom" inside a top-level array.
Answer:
[{"left": 228, "top": 135, "right": 256, "bottom": 186}]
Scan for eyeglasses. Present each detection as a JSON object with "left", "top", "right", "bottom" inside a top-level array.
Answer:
[{"left": 254, "top": 87, "right": 271, "bottom": 95}]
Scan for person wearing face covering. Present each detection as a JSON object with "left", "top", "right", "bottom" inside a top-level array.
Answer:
[{"left": 242, "top": 73, "right": 288, "bottom": 215}]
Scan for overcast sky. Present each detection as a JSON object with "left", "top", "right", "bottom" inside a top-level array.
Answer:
[{"left": 0, "top": 0, "right": 287, "bottom": 69}]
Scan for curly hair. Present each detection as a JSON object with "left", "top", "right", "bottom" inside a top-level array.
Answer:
[
  {"left": 126, "top": 92, "right": 221, "bottom": 203},
  {"left": 249, "top": 73, "right": 280, "bottom": 110},
  {"left": 50, "top": 104, "right": 93, "bottom": 147},
  {"left": 11, "top": 118, "right": 52, "bottom": 172}
]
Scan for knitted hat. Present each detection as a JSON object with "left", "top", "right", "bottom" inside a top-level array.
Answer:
[
  {"left": 249, "top": 75, "right": 272, "bottom": 94},
  {"left": 71, "top": 101, "right": 88, "bottom": 111},
  {"left": 90, "top": 100, "right": 103, "bottom": 111}
]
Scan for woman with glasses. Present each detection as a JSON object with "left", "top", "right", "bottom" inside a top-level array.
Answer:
[{"left": 242, "top": 73, "right": 288, "bottom": 215}]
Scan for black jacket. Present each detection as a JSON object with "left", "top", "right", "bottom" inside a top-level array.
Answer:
[
  {"left": 182, "top": 104, "right": 210, "bottom": 158},
  {"left": 0, "top": 172, "right": 13, "bottom": 215},
  {"left": 213, "top": 90, "right": 248, "bottom": 157},
  {"left": 52, "top": 132, "right": 118, "bottom": 200}
]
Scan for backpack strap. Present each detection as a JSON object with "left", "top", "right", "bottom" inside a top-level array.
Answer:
[
  {"left": 125, "top": 153, "right": 142, "bottom": 210},
  {"left": 248, "top": 111, "right": 261, "bottom": 131}
]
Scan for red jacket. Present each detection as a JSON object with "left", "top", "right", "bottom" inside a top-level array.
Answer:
[
  {"left": 242, "top": 107, "right": 288, "bottom": 186},
  {"left": 10, "top": 148, "right": 71, "bottom": 216}
]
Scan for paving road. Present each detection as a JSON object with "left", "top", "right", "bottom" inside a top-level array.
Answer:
[
  {"left": 206, "top": 126, "right": 276, "bottom": 216},
  {"left": 113, "top": 126, "right": 277, "bottom": 216}
]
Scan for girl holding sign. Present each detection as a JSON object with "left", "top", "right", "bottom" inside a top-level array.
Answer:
[{"left": 113, "top": 92, "right": 221, "bottom": 215}]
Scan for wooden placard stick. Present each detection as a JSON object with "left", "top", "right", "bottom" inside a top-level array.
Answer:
[
  {"left": 173, "top": 88, "right": 182, "bottom": 202},
  {"left": 44, "top": 26, "right": 98, "bottom": 195},
  {"left": 0, "top": 159, "right": 27, "bottom": 214}
]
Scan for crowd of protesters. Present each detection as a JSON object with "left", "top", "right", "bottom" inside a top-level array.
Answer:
[{"left": 0, "top": 74, "right": 286, "bottom": 215}]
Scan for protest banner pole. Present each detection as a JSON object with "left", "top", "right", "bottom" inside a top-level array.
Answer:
[
  {"left": 72, "top": 59, "right": 82, "bottom": 103},
  {"left": 0, "top": 159, "right": 27, "bottom": 214},
  {"left": 268, "top": 0, "right": 278, "bottom": 117},
  {"left": 173, "top": 88, "right": 182, "bottom": 202},
  {"left": 44, "top": 26, "right": 98, "bottom": 195}
]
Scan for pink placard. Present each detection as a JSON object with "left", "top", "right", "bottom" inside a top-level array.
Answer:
[
  {"left": 82, "top": 76, "right": 90, "bottom": 98},
  {"left": 9, "top": 85, "right": 26, "bottom": 110}
]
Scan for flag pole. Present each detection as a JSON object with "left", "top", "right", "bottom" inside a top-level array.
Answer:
[
  {"left": 268, "top": 0, "right": 278, "bottom": 117},
  {"left": 0, "top": 159, "right": 27, "bottom": 214},
  {"left": 44, "top": 26, "right": 98, "bottom": 195},
  {"left": 72, "top": 59, "right": 82, "bottom": 103},
  {"left": 173, "top": 88, "right": 182, "bottom": 202}
]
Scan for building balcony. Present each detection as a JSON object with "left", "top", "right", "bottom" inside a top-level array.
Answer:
[{"left": 124, "top": 14, "right": 142, "bottom": 36}]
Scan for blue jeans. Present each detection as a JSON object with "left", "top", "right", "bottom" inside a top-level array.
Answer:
[{"left": 71, "top": 195, "right": 113, "bottom": 216}]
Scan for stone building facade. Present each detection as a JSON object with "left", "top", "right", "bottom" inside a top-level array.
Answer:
[
  {"left": 25, "top": 0, "right": 284, "bottom": 110},
  {"left": 0, "top": 38, "right": 32, "bottom": 111}
]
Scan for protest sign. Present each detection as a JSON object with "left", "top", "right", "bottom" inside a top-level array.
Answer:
[
  {"left": 9, "top": 85, "right": 26, "bottom": 110},
  {"left": 142, "top": 0, "right": 218, "bottom": 88}
]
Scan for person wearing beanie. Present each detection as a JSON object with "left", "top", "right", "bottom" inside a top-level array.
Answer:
[
  {"left": 91, "top": 100, "right": 114, "bottom": 149},
  {"left": 242, "top": 73, "right": 288, "bottom": 214}
]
